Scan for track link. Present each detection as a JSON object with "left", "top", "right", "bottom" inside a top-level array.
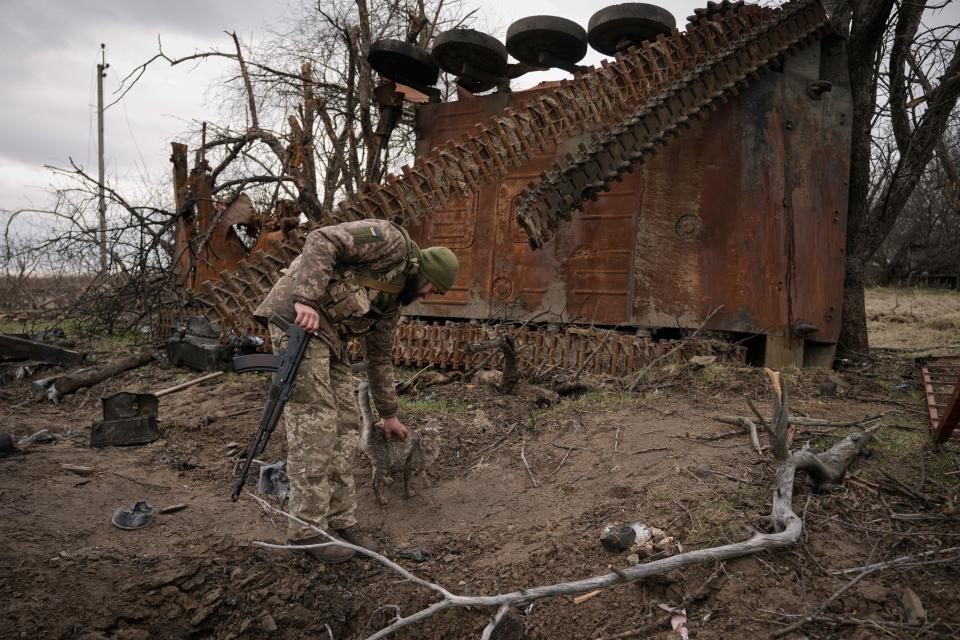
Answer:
[{"left": 516, "top": 0, "right": 828, "bottom": 248}]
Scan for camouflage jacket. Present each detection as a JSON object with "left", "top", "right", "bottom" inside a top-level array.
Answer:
[{"left": 254, "top": 219, "right": 419, "bottom": 418}]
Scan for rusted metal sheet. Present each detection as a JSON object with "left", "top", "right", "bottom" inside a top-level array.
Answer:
[
  {"left": 919, "top": 356, "right": 960, "bottom": 443},
  {"left": 188, "top": 1, "right": 844, "bottom": 368},
  {"left": 408, "top": 36, "right": 852, "bottom": 357},
  {"left": 171, "top": 146, "right": 296, "bottom": 296}
]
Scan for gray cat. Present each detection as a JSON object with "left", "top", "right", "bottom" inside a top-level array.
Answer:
[{"left": 358, "top": 380, "right": 440, "bottom": 505}]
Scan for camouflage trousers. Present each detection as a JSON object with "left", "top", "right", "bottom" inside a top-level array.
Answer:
[{"left": 270, "top": 327, "right": 360, "bottom": 542}]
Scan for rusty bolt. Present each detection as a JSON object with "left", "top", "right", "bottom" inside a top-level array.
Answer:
[{"left": 674, "top": 214, "right": 703, "bottom": 240}]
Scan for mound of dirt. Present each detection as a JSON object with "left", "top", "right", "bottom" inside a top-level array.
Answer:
[{"left": 1, "top": 332, "right": 959, "bottom": 639}]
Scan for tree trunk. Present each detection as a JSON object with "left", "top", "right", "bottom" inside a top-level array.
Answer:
[{"left": 838, "top": 259, "right": 869, "bottom": 354}]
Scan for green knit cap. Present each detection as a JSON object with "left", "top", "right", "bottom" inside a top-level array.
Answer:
[{"left": 418, "top": 247, "right": 459, "bottom": 294}]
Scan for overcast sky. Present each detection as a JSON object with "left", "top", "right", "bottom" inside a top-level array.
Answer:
[{"left": 1, "top": 0, "right": 957, "bottom": 239}]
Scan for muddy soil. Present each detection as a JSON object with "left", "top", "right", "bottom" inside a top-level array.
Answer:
[{"left": 2, "top": 298, "right": 959, "bottom": 639}]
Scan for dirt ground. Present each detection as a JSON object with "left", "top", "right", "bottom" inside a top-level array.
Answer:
[{"left": 2, "top": 287, "right": 959, "bottom": 640}]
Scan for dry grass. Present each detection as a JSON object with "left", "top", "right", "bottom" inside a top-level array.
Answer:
[{"left": 866, "top": 286, "right": 960, "bottom": 350}]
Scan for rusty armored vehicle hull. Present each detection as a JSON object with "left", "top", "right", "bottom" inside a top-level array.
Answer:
[
  {"left": 192, "top": 0, "right": 849, "bottom": 372},
  {"left": 406, "top": 38, "right": 851, "bottom": 367}
]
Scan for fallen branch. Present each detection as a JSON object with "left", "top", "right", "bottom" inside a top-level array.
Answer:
[
  {"left": 152, "top": 371, "right": 224, "bottom": 397},
  {"left": 744, "top": 395, "right": 769, "bottom": 431},
  {"left": 877, "top": 469, "right": 935, "bottom": 504},
  {"left": 0, "top": 334, "right": 85, "bottom": 366},
  {"left": 520, "top": 445, "right": 539, "bottom": 487},
  {"left": 542, "top": 447, "right": 573, "bottom": 480},
  {"left": 767, "top": 612, "right": 959, "bottom": 634},
  {"left": 629, "top": 446, "right": 670, "bottom": 455},
  {"left": 832, "top": 546, "right": 960, "bottom": 575},
  {"left": 715, "top": 416, "right": 762, "bottom": 454},
  {"left": 252, "top": 371, "right": 879, "bottom": 639},
  {"left": 714, "top": 411, "right": 886, "bottom": 454},
  {"left": 34, "top": 351, "right": 155, "bottom": 402}
]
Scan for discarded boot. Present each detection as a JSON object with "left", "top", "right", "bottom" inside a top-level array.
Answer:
[
  {"left": 112, "top": 501, "right": 155, "bottom": 530},
  {"left": 335, "top": 526, "right": 379, "bottom": 552},
  {"left": 289, "top": 534, "right": 355, "bottom": 563}
]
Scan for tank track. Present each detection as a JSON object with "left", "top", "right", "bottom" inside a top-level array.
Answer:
[
  {"left": 192, "top": 0, "right": 827, "bottom": 342},
  {"left": 363, "top": 318, "right": 747, "bottom": 375},
  {"left": 516, "top": 0, "right": 828, "bottom": 248}
]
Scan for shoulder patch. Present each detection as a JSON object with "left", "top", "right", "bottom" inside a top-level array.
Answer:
[{"left": 350, "top": 225, "right": 383, "bottom": 244}]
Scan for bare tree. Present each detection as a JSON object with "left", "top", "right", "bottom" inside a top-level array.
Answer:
[
  {"left": 3, "top": 160, "right": 184, "bottom": 333},
  {"left": 836, "top": 0, "right": 960, "bottom": 352},
  {"left": 134, "top": 0, "right": 473, "bottom": 220},
  {"left": 873, "top": 130, "right": 960, "bottom": 283},
  {"left": 3, "top": 1, "right": 475, "bottom": 334}
]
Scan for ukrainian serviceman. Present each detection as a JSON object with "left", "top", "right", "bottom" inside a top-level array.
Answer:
[{"left": 254, "top": 219, "right": 459, "bottom": 562}]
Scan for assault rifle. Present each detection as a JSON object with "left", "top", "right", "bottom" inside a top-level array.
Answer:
[{"left": 230, "top": 313, "right": 311, "bottom": 502}]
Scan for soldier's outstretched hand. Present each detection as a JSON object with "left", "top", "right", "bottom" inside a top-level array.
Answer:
[
  {"left": 382, "top": 415, "right": 408, "bottom": 441},
  {"left": 294, "top": 302, "right": 320, "bottom": 333}
]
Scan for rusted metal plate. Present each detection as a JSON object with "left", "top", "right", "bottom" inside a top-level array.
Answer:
[
  {"left": 408, "top": 38, "right": 851, "bottom": 347},
  {"left": 919, "top": 356, "right": 960, "bottom": 443},
  {"left": 171, "top": 150, "right": 293, "bottom": 295}
]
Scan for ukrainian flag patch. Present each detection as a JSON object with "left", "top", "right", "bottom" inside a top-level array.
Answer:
[{"left": 351, "top": 225, "right": 383, "bottom": 244}]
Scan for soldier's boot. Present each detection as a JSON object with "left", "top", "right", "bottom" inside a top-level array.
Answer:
[
  {"left": 289, "top": 534, "right": 355, "bottom": 563},
  {"left": 336, "top": 526, "right": 379, "bottom": 553}
]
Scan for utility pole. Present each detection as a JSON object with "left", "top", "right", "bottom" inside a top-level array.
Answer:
[{"left": 97, "top": 44, "right": 109, "bottom": 272}]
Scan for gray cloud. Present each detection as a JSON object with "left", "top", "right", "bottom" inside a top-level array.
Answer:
[{"left": 0, "top": 0, "right": 284, "bottom": 218}]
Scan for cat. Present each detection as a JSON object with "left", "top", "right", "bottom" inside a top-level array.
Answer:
[{"left": 357, "top": 380, "right": 440, "bottom": 505}]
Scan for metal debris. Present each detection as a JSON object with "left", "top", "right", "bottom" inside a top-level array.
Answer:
[
  {"left": 190, "top": 1, "right": 824, "bottom": 336},
  {"left": 91, "top": 392, "right": 161, "bottom": 448},
  {"left": 18, "top": 429, "right": 58, "bottom": 447},
  {"left": 918, "top": 356, "right": 960, "bottom": 443},
  {"left": 257, "top": 460, "right": 289, "bottom": 500}
]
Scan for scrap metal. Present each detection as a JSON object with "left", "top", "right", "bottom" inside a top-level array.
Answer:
[
  {"left": 191, "top": 0, "right": 833, "bottom": 373},
  {"left": 919, "top": 356, "right": 960, "bottom": 443}
]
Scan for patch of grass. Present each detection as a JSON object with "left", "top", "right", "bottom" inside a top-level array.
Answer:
[
  {"left": 866, "top": 287, "right": 960, "bottom": 349},
  {"left": 533, "top": 389, "right": 633, "bottom": 422},
  {"left": 865, "top": 426, "right": 956, "bottom": 483},
  {"left": 647, "top": 485, "right": 677, "bottom": 502},
  {"left": 925, "top": 315, "right": 960, "bottom": 331},
  {"left": 682, "top": 499, "right": 752, "bottom": 547},
  {"left": 668, "top": 361, "right": 760, "bottom": 398},
  {"left": 574, "top": 390, "right": 633, "bottom": 407},
  {"left": 0, "top": 316, "right": 59, "bottom": 335}
]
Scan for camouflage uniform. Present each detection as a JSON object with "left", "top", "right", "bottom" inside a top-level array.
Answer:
[{"left": 254, "top": 219, "right": 415, "bottom": 541}]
